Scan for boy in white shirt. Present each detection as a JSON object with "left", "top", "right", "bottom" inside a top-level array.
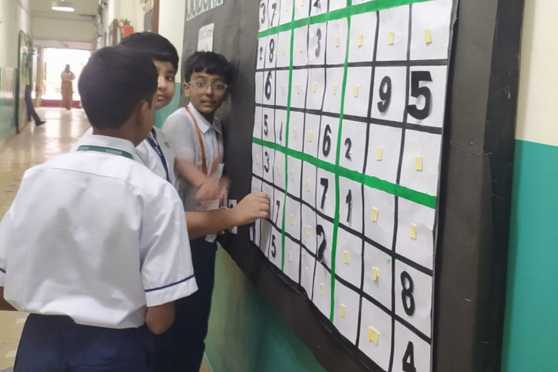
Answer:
[
  {"left": 0, "top": 46, "right": 197, "bottom": 372},
  {"left": 118, "top": 32, "right": 269, "bottom": 239},
  {"left": 158, "top": 51, "right": 235, "bottom": 372}
]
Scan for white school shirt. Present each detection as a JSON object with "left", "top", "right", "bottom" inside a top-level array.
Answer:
[
  {"left": 0, "top": 134, "right": 197, "bottom": 329},
  {"left": 80, "top": 127, "right": 176, "bottom": 186},
  {"left": 162, "top": 103, "right": 224, "bottom": 212}
]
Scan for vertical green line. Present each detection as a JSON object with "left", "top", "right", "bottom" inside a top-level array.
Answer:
[
  {"left": 329, "top": 0, "right": 353, "bottom": 322},
  {"left": 280, "top": 1, "right": 297, "bottom": 272}
]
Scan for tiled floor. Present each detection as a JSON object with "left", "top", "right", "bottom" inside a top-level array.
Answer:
[{"left": 0, "top": 108, "right": 211, "bottom": 372}]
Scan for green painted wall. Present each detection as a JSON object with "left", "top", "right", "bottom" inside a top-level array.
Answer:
[
  {"left": 206, "top": 249, "right": 326, "bottom": 372},
  {"left": 155, "top": 85, "right": 181, "bottom": 128},
  {"left": 502, "top": 140, "right": 558, "bottom": 372},
  {"left": 0, "top": 67, "right": 17, "bottom": 142}
]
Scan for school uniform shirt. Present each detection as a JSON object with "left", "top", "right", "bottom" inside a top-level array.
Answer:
[
  {"left": 0, "top": 134, "right": 197, "bottom": 329},
  {"left": 79, "top": 127, "right": 176, "bottom": 186},
  {"left": 162, "top": 102, "right": 224, "bottom": 212},
  {"left": 136, "top": 127, "right": 177, "bottom": 186}
]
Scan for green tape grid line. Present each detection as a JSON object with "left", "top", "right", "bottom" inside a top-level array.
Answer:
[
  {"left": 253, "top": 137, "right": 437, "bottom": 209},
  {"left": 280, "top": 0, "right": 297, "bottom": 272},
  {"left": 329, "top": 0, "right": 353, "bottom": 322},
  {"left": 257, "top": 0, "right": 429, "bottom": 38}
]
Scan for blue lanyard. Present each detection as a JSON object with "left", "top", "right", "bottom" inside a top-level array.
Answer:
[{"left": 146, "top": 129, "right": 170, "bottom": 182}]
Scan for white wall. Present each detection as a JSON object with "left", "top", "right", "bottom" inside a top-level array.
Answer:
[
  {"left": 158, "top": 0, "right": 186, "bottom": 64},
  {"left": 0, "top": 0, "right": 32, "bottom": 68},
  {"left": 32, "top": 17, "right": 97, "bottom": 44},
  {"left": 515, "top": 0, "right": 558, "bottom": 146}
]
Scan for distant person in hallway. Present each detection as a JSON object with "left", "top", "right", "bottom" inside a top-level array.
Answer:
[
  {"left": 24, "top": 84, "right": 45, "bottom": 126},
  {"left": 0, "top": 46, "right": 198, "bottom": 371},
  {"left": 60, "top": 64, "right": 75, "bottom": 110}
]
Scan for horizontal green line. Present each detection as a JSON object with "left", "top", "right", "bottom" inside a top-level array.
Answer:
[
  {"left": 253, "top": 137, "right": 437, "bottom": 209},
  {"left": 258, "top": 0, "right": 429, "bottom": 38}
]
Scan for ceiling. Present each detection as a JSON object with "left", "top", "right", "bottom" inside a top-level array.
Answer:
[{"left": 30, "top": 0, "right": 99, "bottom": 19}]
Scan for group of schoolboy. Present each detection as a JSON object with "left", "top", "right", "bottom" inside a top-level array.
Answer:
[{"left": 0, "top": 32, "right": 268, "bottom": 372}]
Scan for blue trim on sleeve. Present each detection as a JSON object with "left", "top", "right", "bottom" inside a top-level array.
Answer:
[{"left": 144, "top": 274, "right": 195, "bottom": 293}]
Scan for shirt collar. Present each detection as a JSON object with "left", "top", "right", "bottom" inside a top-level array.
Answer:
[
  {"left": 75, "top": 133, "right": 142, "bottom": 162},
  {"left": 187, "top": 102, "right": 222, "bottom": 134}
]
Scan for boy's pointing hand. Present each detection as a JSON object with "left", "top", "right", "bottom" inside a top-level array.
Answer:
[{"left": 233, "top": 192, "right": 270, "bottom": 226}]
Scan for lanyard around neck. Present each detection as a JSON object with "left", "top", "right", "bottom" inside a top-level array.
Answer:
[
  {"left": 146, "top": 129, "right": 171, "bottom": 182},
  {"left": 185, "top": 106, "right": 221, "bottom": 175},
  {"left": 77, "top": 145, "right": 134, "bottom": 160}
]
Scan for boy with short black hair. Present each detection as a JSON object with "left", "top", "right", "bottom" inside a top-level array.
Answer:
[
  {"left": 158, "top": 51, "right": 236, "bottom": 372},
  {"left": 0, "top": 46, "right": 197, "bottom": 372},
  {"left": 118, "top": 32, "right": 269, "bottom": 239}
]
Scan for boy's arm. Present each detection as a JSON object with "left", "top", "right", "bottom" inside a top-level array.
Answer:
[
  {"left": 186, "top": 192, "right": 270, "bottom": 239},
  {"left": 175, "top": 159, "right": 228, "bottom": 202},
  {"left": 145, "top": 302, "right": 175, "bottom": 335},
  {"left": 0, "top": 288, "right": 16, "bottom": 311}
]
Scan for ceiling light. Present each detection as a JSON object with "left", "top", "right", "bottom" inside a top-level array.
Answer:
[{"left": 51, "top": 1, "right": 75, "bottom": 12}]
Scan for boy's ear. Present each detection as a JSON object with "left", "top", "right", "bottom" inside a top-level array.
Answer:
[{"left": 183, "top": 81, "right": 190, "bottom": 98}]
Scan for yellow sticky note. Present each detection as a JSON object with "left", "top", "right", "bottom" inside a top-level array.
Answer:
[
  {"left": 339, "top": 304, "right": 347, "bottom": 319},
  {"left": 311, "top": 82, "right": 318, "bottom": 94},
  {"left": 332, "top": 85, "right": 339, "bottom": 96},
  {"left": 372, "top": 266, "right": 381, "bottom": 282},
  {"left": 367, "top": 326, "right": 381, "bottom": 345},
  {"left": 410, "top": 223, "right": 417, "bottom": 240},
  {"left": 320, "top": 282, "right": 326, "bottom": 296},
  {"left": 375, "top": 147, "right": 384, "bottom": 161},
  {"left": 352, "top": 85, "right": 360, "bottom": 98},
  {"left": 371, "top": 207, "right": 379, "bottom": 223},
  {"left": 415, "top": 156, "right": 424, "bottom": 172},
  {"left": 387, "top": 31, "right": 395, "bottom": 45},
  {"left": 356, "top": 32, "right": 365, "bottom": 48},
  {"left": 342, "top": 250, "right": 351, "bottom": 265},
  {"left": 424, "top": 29, "right": 433, "bottom": 45},
  {"left": 308, "top": 130, "right": 316, "bottom": 143},
  {"left": 335, "top": 35, "right": 342, "bottom": 48},
  {"left": 303, "top": 225, "right": 313, "bottom": 238},
  {"left": 296, "top": 85, "right": 303, "bottom": 96}
]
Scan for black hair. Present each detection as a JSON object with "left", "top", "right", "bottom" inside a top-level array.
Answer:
[
  {"left": 119, "top": 32, "right": 179, "bottom": 72},
  {"left": 183, "top": 51, "right": 234, "bottom": 85},
  {"left": 78, "top": 46, "right": 157, "bottom": 130}
]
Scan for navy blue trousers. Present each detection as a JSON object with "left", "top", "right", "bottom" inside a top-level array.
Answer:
[
  {"left": 153, "top": 238, "right": 217, "bottom": 372},
  {"left": 15, "top": 314, "right": 153, "bottom": 372}
]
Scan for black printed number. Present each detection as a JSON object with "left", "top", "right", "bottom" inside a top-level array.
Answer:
[
  {"left": 407, "top": 71, "right": 432, "bottom": 120},
  {"left": 344, "top": 138, "right": 352, "bottom": 160},
  {"left": 259, "top": 1, "right": 266, "bottom": 26},
  {"left": 271, "top": 234, "right": 277, "bottom": 257},
  {"left": 269, "top": 1, "right": 277, "bottom": 25},
  {"left": 319, "top": 177, "right": 329, "bottom": 210},
  {"left": 401, "top": 271, "right": 416, "bottom": 316},
  {"left": 322, "top": 124, "right": 332, "bottom": 157},
  {"left": 268, "top": 38, "right": 275, "bottom": 64},
  {"left": 263, "top": 114, "right": 269, "bottom": 136},
  {"left": 402, "top": 341, "right": 417, "bottom": 372},
  {"left": 315, "top": 28, "right": 322, "bottom": 58},
  {"left": 345, "top": 189, "right": 352, "bottom": 223},
  {"left": 316, "top": 224, "right": 326, "bottom": 262},
  {"left": 265, "top": 71, "right": 273, "bottom": 100},
  {"left": 378, "top": 76, "right": 392, "bottom": 113},
  {"left": 263, "top": 151, "right": 270, "bottom": 173},
  {"left": 313, "top": 0, "right": 321, "bottom": 9},
  {"left": 275, "top": 199, "right": 281, "bottom": 224}
]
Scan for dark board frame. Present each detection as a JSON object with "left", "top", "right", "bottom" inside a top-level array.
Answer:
[{"left": 181, "top": 1, "right": 524, "bottom": 371}]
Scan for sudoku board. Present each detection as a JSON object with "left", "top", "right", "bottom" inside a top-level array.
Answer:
[{"left": 250, "top": 0, "right": 455, "bottom": 370}]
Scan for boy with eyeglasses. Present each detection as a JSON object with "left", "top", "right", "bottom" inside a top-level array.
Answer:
[{"left": 159, "top": 51, "right": 234, "bottom": 372}]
